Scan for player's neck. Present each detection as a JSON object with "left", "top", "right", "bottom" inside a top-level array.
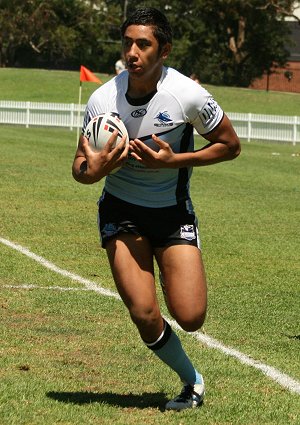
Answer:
[
  {"left": 127, "top": 84, "right": 156, "bottom": 99},
  {"left": 127, "top": 68, "right": 162, "bottom": 99}
]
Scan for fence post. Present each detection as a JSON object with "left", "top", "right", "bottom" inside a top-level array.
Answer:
[
  {"left": 70, "top": 103, "right": 74, "bottom": 131},
  {"left": 26, "top": 101, "right": 30, "bottom": 128},
  {"left": 293, "top": 116, "right": 297, "bottom": 146},
  {"left": 247, "top": 113, "right": 252, "bottom": 142}
]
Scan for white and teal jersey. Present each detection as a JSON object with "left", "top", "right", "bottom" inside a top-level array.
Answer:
[{"left": 82, "top": 66, "right": 224, "bottom": 208}]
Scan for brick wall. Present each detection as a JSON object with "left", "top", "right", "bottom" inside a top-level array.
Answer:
[{"left": 250, "top": 62, "right": 300, "bottom": 93}]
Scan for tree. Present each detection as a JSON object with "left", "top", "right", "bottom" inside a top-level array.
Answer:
[
  {"left": 189, "top": 0, "right": 296, "bottom": 86},
  {"left": 0, "top": 0, "right": 123, "bottom": 71},
  {"left": 164, "top": 0, "right": 294, "bottom": 86},
  {"left": 0, "top": 0, "right": 78, "bottom": 67},
  {"left": 0, "top": 0, "right": 297, "bottom": 86}
]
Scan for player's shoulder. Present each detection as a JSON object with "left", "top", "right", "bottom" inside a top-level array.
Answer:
[
  {"left": 87, "top": 72, "right": 128, "bottom": 108},
  {"left": 89, "top": 75, "right": 115, "bottom": 98},
  {"left": 160, "top": 67, "right": 211, "bottom": 99},
  {"left": 162, "top": 67, "right": 192, "bottom": 83},
  {"left": 159, "top": 67, "right": 224, "bottom": 132}
]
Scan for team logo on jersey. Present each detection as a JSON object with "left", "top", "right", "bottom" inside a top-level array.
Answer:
[
  {"left": 154, "top": 111, "right": 173, "bottom": 127},
  {"left": 180, "top": 224, "right": 196, "bottom": 241},
  {"left": 131, "top": 108, "right": 147, "bottom": 118},
  {"left": 199, "top": 98, "right": 219, "bottom": 127}
]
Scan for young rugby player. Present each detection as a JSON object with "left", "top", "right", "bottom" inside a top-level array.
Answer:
[{"left": 72, "top": 7, "right": 240, "bottom": 410}]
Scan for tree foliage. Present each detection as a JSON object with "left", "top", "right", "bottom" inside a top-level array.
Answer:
[
  {"left": 0, "top": 0, "right": 124, "bottom": 72},
  {"left": 188, "top": 0, "right": 294, "bottom": 86},
  {"left": 0, "top": 0, "right": 297, "bottom": 86}
]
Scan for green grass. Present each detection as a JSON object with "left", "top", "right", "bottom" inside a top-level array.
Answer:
[
  {"left": 0, "top": 67, "right": 300, "bottom": 115},
  {"left": 0, "top": 125, "right": 299, "bottom": 424},
  {"left": 204, "top": 84, "right": 300, "bottom": 116},
  {"left": 0, "top": 68, "right": 111, "bottom": 104}
]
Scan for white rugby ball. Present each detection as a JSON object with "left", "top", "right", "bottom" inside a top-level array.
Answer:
[{"left": 84, "top": 112, "right": 129, "bottom": 152}]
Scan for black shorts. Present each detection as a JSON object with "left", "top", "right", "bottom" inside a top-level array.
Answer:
[{"left": 97, "top": 191, "right": 201, "bottom": 249}]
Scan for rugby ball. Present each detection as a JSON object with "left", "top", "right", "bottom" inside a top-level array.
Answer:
[{"left": 84, "top": 112, "right": 129, "bottom": 152}]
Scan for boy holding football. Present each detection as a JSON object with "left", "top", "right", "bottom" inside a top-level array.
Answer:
[{"left": 72, "top": 7, "right": 240, "bottom": 410}]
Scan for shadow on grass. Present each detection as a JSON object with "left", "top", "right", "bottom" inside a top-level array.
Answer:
[{"left": 46, "top": 391, "right": 168, "bottom": 410}]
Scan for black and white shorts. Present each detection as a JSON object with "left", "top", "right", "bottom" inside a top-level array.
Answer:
[{"left": 97, "top": 191, "right": 201, "bottom": 249}]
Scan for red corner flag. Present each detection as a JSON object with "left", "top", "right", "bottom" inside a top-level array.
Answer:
[{"left": 80, "top": 65, "right": 102, "bottom": 83}]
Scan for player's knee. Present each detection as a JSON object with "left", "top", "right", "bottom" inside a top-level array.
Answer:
[
  {"left": 176, "top": 311, "right": 206, "bottom": 332},
  {"left": 129, "top": 304, "right": 160, "bottom": 328}
]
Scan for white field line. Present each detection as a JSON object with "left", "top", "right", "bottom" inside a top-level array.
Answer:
[
  {"left": 1, "top": 236, "right": 300, "bottom": 395},
  {"left": 0, "top": 237, "right": 119, "bottom": 300},
  {"left": 3, "top": 284, "right": 95, "bottom": 292}
]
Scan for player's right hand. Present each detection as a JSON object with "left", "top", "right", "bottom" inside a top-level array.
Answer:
[{"left": 81, "top": 131, "right": 129, "bottom": 179}]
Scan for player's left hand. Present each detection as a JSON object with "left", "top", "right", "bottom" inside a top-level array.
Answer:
[{"left": 129, "top": 134, "right": 176, "bottom": 168}]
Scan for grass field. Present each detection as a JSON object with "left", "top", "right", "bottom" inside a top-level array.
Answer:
[
  {"left": 0, "top": 124, "right": 299, "bottom": 425},
  {"left": 1, "top": 68, "right": 300, "bottom": 424},
  {"left": 0, "top": 67, "right": 300, "bottom": 115}
]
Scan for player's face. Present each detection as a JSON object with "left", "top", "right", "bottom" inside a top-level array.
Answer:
[{"left": 122, "top": 25, "right": 170, "bottom": 82}]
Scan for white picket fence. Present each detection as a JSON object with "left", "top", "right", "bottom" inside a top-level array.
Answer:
[
  {"left": 0, "top": 100, "right": 84, "bottom": 131},
  {"left": 0, "top": 100, "right": 299, "bottom": 145},
  {"left": 229, "top": 112, "right": 300, "bottom": 145}
]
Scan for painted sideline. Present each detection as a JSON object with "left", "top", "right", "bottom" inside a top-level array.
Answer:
[{"left": 1, "top": 236, "right": 300, "bottom": 395}]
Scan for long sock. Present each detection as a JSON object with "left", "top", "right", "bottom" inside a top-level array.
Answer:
[{"left": 144, "top": 320, "right": 202, "bottom": 385}]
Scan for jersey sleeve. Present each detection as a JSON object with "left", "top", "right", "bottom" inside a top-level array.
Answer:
[
  {"left": 191, "top": 95, "right": 224, "bottom": 135},
  {"left": 177, "top": 79, "right": 224, "bottom": 135}
]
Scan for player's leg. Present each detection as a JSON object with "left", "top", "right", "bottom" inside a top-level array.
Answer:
[
  {"left": 152, "top": 244, "right": 207, "bottom": 410},
  {"left": 155, "top": 244, "right": 207, "bottom": 332},
  {"left": 98, "top": 191, "right": 165, "bottom": 342},
  {"left": 106, "top": 234, "right": 205, "bottom": 411},
  {"left": 99, "top": 194, "right": 205, "bottom": 410},
  {"left": 105, "top": 233, "right": 164, "bottom": 343}
]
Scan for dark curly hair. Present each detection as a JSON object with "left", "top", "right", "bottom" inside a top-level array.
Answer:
[{"left": 121, "top": 7, "right": 173, "bottom": 50}]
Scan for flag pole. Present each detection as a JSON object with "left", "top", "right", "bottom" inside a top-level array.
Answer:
[{"left": 76, "top": 81, "right": 82, "bottom": 144}]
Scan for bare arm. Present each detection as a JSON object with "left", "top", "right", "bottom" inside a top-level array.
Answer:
[
  {"left": 193, "top": 113, "right": 241, "bottom": 166},
  {"left": 72, "top": 132, "right": 129, "bottom": 184},
  {"left": 129, "top": 114, "right": 241, "bottom": 168}
]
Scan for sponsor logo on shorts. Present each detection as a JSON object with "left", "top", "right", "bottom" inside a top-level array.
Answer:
[
  {"left": 102, "top": 223, "right": 118, "bottom": 238},
  {"left": 180, "top": 224, "right": 196, "bottom": 241}
]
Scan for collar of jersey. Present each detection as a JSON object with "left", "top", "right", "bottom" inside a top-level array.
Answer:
[{"left": 125, "top": 89, "right": 157, "bottom": 106}]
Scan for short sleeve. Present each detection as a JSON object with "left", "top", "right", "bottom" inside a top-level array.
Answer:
[{"left": 192, "top": 96, "right": 224, "bottom": 135}]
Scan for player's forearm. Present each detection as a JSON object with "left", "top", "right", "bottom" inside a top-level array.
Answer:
[
  {"left": 194, "top": 140, "right": 241, "bottom": 166},
  {"left": 171, "top": 141, "right": 240, "bottom": 168}
]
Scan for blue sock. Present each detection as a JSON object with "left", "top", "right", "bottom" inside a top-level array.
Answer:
[{"left": 144, "top": 320, "right": 202, "bottom": 385}]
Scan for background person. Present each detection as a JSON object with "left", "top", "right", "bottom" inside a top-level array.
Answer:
[
  {"left": 190, "top": 73, "right": 200, "bottom": 84},
  {"left": 115, "top": 57, "right": 126, "bottom": 74}
]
